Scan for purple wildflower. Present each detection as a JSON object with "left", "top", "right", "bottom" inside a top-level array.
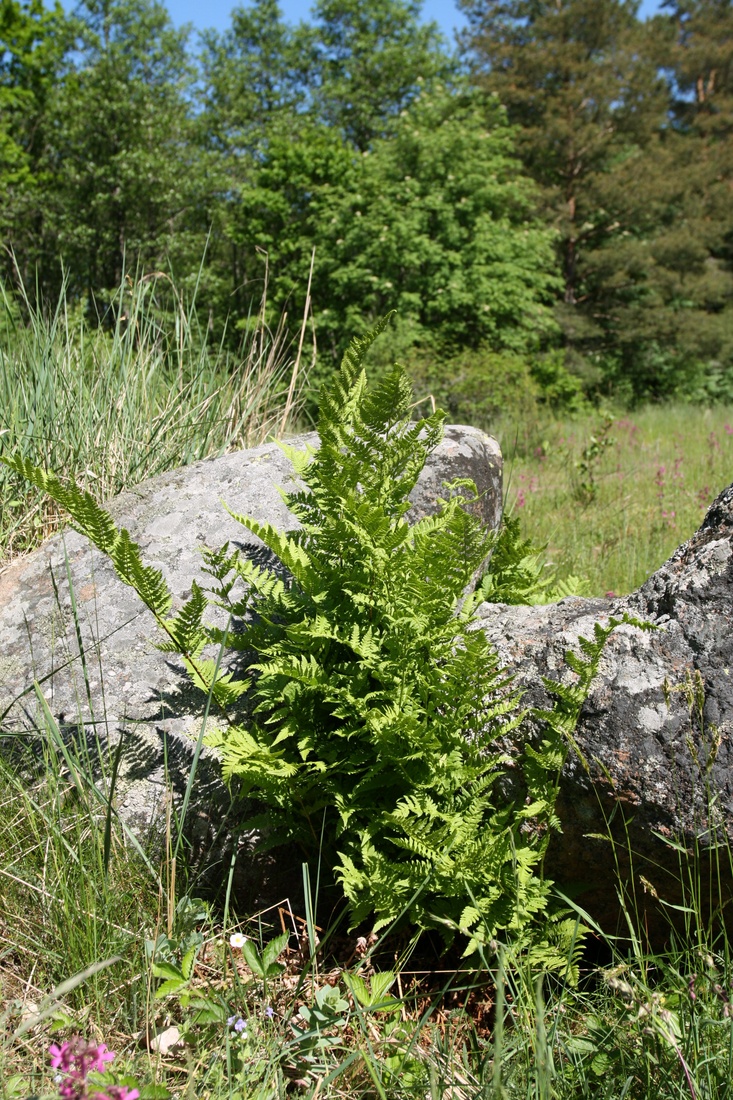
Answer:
[
  {"left": 49, "top": 1037, "right": 138, "bottom": 1100},
  {"left": 50, "top": 1038, "right": 115, "bottom": 1077}
]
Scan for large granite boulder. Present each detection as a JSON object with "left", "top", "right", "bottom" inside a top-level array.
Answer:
[
  {"left": 2, "top": 417, "right": 733, "bottom": 934},
  {"left": 0, "top": 425, "right": 501, "bottom": 852}
]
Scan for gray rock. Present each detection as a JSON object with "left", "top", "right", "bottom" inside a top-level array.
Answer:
[
  {"left": 477, "top": 483, "right": 733, "bottom": 933},
  {"left": 0, "top": 424, "right": 501, "bottom": 870},
  {"left": 5, "top": 411, "right": 733, "bottom": 936}
]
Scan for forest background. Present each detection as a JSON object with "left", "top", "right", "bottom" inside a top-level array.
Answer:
[{"left": 2, "top": 0, "right": 732, "bottom": 422}]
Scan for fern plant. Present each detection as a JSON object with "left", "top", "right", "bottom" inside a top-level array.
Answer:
[
  {"left": 471, "top": 513, "right": 589, "bottom": 606},
  {"left": 2, "top": 320, "right": 631, "bottom": 960}
]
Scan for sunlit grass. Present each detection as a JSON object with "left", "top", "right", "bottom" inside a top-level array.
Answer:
[
  {"left": 0, "top": 272, "right": 307, "bottom": 566},
  {"left": 502, "top": 404, "right": 733, "bottom": 596}
]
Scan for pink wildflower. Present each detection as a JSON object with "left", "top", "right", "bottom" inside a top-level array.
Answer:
[
  {"left": 57, "top": 1081, "right": 81, "bottom": 1100},
  {"left": 49, "top": 1038, "right": 115, "bottom": 1077},
  {"left": 49, "top": 1038, "right": 131, "bottom": 1100}
]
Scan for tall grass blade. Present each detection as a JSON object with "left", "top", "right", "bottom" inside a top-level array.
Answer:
[
  {"left": 171, "top": 615, "right": 232, "bottom": 868},
  {"left": 13, "top": 957, "right": 121, "bottom": 1036},
  {"left": 492, "top": 947, "right": 507, "bottom": 1100}
]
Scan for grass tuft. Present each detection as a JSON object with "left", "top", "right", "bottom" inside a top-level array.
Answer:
[{"left": 0, "top": 270, "right": 307, "bottom": 565}]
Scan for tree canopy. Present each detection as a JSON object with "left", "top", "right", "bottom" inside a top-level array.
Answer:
[{"left": 1, "top": 0, "right": 731, "bottom": 404}]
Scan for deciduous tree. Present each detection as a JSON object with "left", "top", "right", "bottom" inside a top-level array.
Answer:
[
  {"left": 221, "top": 87, "right": 559, "bottom": 386},
  {"left": 44, "top": 0, "right": 210, "bottom": 298},
  {"left": 0, "top": 0, "right": 70, "bottom": 289}
]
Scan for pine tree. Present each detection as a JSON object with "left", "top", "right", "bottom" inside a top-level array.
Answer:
[
  {"left": 662, "top": 0, "right": 733, "bottom": 390},
  {"left": 460, "top": 0, "right": 733, "bottom": 399},
  {"left": 458, "top": 0, "right": 673, "bottom": 391},
  {"left": 570, "top": 0, "right": 733, "bottom": 398}
]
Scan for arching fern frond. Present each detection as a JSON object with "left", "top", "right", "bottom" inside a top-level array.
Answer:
[
  {"left": 5, "top": 318, "right": 641, "bottom": 966},
  {"left": 1, "top": 455, "right": 172, "bottom": 621}
]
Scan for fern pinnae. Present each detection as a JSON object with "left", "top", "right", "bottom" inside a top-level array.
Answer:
[
  {"left": 156, "top": 583, "right": 208, "bottom": 656},
  {"left": 222, "top": 506, "right": 317, "bottom": 589},
  {"left": 8, "top": 320, "right": 648, "bottom": 963}
]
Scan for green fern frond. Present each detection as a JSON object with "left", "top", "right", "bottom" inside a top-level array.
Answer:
[
  {"left": 2, "top": 455, "right": 119, "bottom": 550},
  {"left": 223, "top": 507, "right": 318, "bottom": 589},
  {"left": 6, "top": 320, "right": 647, "bottom": 964},
  {"left": 157, "top": 583, "right": 208, "bottom": 657},
  {"left": 1, "top": 455, "right": 172, "bottom": 620}
]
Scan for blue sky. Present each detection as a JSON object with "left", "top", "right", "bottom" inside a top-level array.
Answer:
[
  {"left": 167, "top": 0, "right": 468, "bottom": 38},
  {"left": 162, "top": 0, "right": 664, "bottom": 40}
]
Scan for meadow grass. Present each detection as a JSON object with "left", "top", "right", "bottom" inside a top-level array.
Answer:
[
  {"left": 0, "top": 273, "right": 307, "bottom": 565},
  {"left": 3, "top": 296, "right": 733, "bottom": 1096},
  {"left": 500, "top": 404, "right": 733, "bottom": 597},
  {"left": 2, "top": 720, "right": 733, "bottom": 1100}
]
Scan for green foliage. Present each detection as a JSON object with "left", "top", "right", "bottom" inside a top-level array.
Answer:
[
  {"left": 201, "top": 0, "right": 453, "bottom": 155},
  {"left": 292, "top": 983, "right": 350, "bottom": 1055},
  {"left": 470, "top": 514, "right": 590, "bottom": 607},
  {"left": 145, "top": 896, "right": 209, "bottom": 967},
  {"left": 222, "top": 117, "right": 357, "bottom": 346},
  {"left": 219, "top": 84, "right": 560, "bottom": 387},
  {"left": 0, "top": 721, "right": 161, "bottom": 1038},
  {"left": 0, "top": 0, "right": 70, "bottom": 203},
  {"left": 410, "top": 346, "right": 586, "bottom": 442},
  {"left": 573, "top": 413, "right": 615, "bottom": 504},
  {"left": 460, "top": 0, "right": 733, "bottom": 401},
  {"left": 199, "top": 0, "right": 309, "bottom": 157},
  {"left": 302, "top": 0, "right": 456, "bottom": 151},
  {"left": 2, "top": 0, "right": 733, "bottom": 407},
  {"left": 0, "top": 0, "right": 214, "bottom": 301},
  {"left": 314, "top": 87, "right": 559, "bottom": 364},
  {"left": 241, "top": 933, "right": 289, "bottom": 981},
  {"left": 3, "top": 324, "right": 629, "bottom": 962},
  {"left": 6, "top": 604, "right": 733, "bottom": 1098},
  {"left": 197, "top": 330, "right": 583, "bottom": 952},
  {"left": 505, "top": 403, "right": 733, "bottom": 597},
  {"left": 46, "top": 0, "right": 210, "bottom": 298}
]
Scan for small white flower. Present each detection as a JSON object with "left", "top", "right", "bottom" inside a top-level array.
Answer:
[{"left": 230, "top": 932, "right": 248, "bottom": 949}]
